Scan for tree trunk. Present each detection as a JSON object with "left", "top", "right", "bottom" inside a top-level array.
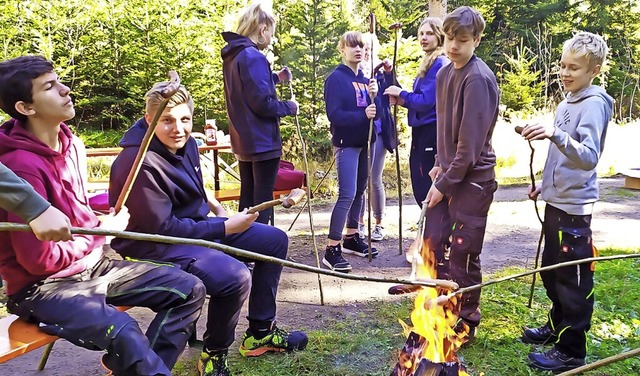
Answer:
[{"left": 428, "top": 0, "right": 447, "bottom": 18}]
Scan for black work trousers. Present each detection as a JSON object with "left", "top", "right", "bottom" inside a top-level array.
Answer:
[
  {"left": 425, "top": 179, "right": 497, "bottom": 327},
  {"left": 541, "top": 204, "right": 594, "bottom": 358}
]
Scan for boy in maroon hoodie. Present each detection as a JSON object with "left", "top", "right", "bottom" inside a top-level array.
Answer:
[{"left": 0, "top": 55, "right": 206, "bottom": 375}]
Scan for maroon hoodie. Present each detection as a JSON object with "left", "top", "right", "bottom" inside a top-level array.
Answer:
[{"left": 0, "top": 119, "right": 104, "bottom": 295}]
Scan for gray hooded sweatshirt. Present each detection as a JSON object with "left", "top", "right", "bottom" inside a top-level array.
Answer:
[{"left": 541, "top": 85, "right": 614, "bottom": 215}]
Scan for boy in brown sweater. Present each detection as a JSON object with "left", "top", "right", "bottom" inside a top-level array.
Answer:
[{"left": 424, "top": 6, "right": 499, "bottom": 340}]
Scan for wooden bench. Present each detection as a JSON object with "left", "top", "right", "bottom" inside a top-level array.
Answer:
[
  {"left": 622, "top": 168, "right": 640, "bottom": 190},
  {"left": 0, "top": 306, "right": 130, "bottom": 371}
]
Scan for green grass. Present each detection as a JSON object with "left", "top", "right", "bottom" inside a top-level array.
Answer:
[{"left": 171, "top": 249, "right": 640, "bottom": 376}]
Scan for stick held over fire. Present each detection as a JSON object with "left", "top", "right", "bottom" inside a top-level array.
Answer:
[{"left": 246, "top": 188, "right": 306, "bottom": 214}]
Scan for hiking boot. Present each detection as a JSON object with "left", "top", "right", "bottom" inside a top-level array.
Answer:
[
  {"left": 322, "top": 244, "right": 352, "bottom": 272},
  {"left": 528, "top": 347, "right": 585, "bottom": 372},
  {"left": 342, "top": 234, "right": 379, "bottom": 257},
  {"left": 371, "top": 225, "right": 385, "bottom": 241},
  {"left": 239, "top": 325, "right": 308, "bottom": 357},
  {"left": 198, "top": 351, "right": 232, "bottom": 376},
  {"left": 522, "top": 323, "right": 557, "bottom": 345}
]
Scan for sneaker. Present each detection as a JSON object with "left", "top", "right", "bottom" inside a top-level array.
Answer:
[
  {"left": 198, "top": 351, "right": 232, "bottom": 376},
  {"left": 239, "top": 325, "right": 308, "bottom": 357},
  {"left": 528, "top": 347, "right": 585, "bottom": 372},
  {"left": 371, "top": 224, "right": 385, "bottom": 241},
  {"left": 358, "top": 223, "right": 366, "bottom": 238},
  {"left": 322, "top": 244, "right": 352, "bottom": 272},
  {"left": 342, "top": 235, "right": 379, "bottom": 257},
  {"left": 522, "top": 323, "right": 557, "bottom": 345}
]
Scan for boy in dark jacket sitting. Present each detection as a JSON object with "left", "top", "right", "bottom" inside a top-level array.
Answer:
[{"left": 109, "top": 81, "right": 307, "bottom": 376}]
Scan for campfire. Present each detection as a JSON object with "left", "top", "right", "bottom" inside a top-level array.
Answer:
[{"left": 391, "top": 238, "right": 470, "bottom": 376}]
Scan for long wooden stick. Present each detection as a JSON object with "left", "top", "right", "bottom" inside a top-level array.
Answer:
[
  {"left": 286, "top": 156, "right": 335, "bottom": 232},
  {"left": 288, "top": 81, "right": 324, "bottom": 305},
  {"left": 390, "top": 22, "right": 403, "bottom": 256},
  {"left": 114, "top": 71, "right": 180, "bottom": 213},
  {"left": 516, "top": 125, "right": 546, "bottom": 308},
  {"left": 0, "top": 222, "right": 455, "bottom": 289},
  {"left": 556, "top": 347, "right": 640, "bottom": 376},
  {"left": 429, "top": 253, "right": 640, "bottom": 307},
  {"left": 366, "top": 12, "right": 376, "bottom": 262},
  {"left": 247, "top": 188, "right": 305, "bottom": 214}
]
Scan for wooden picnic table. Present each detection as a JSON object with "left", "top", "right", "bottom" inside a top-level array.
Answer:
[{"left": 86, "top": 143, "right": 233, "bottom": 191}]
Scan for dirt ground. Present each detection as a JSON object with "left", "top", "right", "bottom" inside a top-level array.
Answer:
[{"left": 1, "top": 175, "right": 639, "bottom": 375}]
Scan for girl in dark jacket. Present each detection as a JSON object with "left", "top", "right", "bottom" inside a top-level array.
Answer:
[
  {"left": 322, "top": 31, "right": 380, "bottom": 273},
  {"left": 384, "top": 17, "right": 449, "bottom": 206},
  {"left": 221, "top": 3, "right": 298, "bottom": 224}
]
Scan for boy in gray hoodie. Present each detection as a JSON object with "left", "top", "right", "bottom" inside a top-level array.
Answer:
[{"left": 520, "top": 31, "right": 614, "bottom": 372}]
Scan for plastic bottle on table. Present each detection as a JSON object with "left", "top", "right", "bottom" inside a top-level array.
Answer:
[{"left": 204, "top": 119, "right": 217, "bottom": 146}]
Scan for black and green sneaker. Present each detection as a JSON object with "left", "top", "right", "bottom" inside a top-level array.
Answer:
[
  {"left": 239, "top": 325, "right": 308, "bottom": 357},
  {"left": 198, "top": 351, "right": 232, "bottom": 376}
]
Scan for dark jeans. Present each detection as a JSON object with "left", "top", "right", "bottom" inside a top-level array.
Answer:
[
  {"left": 7, "top": 257, "right": 205, "bottom": 376},
  {"left": 425, "top": 179, "right": 497, "bottom": 327},
  {"left": 410, "top": 125, "right": 437, "bottom": 206},
  {"left": 159, "top": 222, "right": 288, "bottom": 351},
  {"left": 541, "top": 204, "right": 594, "bottom": 358},
  {"left": 238, "top": 158, "right": 280, "bottom": 224}
]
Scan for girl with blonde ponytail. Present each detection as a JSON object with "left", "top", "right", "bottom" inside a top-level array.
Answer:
[
  {"left": 221, "top": 3, "right": 298, "bottom": 225},
  {"left": 384, "top": 17, "right": 449, "bottom": 206}
]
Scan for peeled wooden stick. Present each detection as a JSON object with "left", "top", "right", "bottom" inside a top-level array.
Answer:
[{"left": 247, "top": 188, "right": 306, "bottom": 214}]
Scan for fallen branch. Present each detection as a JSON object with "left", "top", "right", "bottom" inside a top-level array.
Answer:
[{"left": 0, "top": 222, "right": 453, "bottom": 289}]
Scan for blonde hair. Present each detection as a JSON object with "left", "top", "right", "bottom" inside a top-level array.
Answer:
[
  {"left": 361, "top": 32, "right": 380, "bottom": 57},
  {"left": 236, "top": 3, "right": 276, "bottom": 37},
  {"left": 417, "top": 17, "right": 445, "bottom": 78},
  {"left": 145, "top": 82, "right": 194, "bottom": 117},
  {"left": 337, "top": 31, "right": 364, "bottom": 53},
  {"left": 562, "top": 31, "right": 608, "bottom": 68},
  {"left": 443, "top": 6, "right": 485, "bottom": 38}
]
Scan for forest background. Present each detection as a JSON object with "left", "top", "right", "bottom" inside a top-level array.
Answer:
[{"left": 0, "top": 0, "right": 639, "bottom": 172}]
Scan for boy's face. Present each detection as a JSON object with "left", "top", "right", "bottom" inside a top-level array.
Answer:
[
  {"left": 148, "top": 103, "right": 193, "bottom": 154},
  {"left": 444, "top": 30, "right": 480, "bottom": 69},
  {"left": 559, "top": 51, "right": 600, "bottom": 95},
  {"left": 23, "top": 71, "right": 74, "bottom": 124}
]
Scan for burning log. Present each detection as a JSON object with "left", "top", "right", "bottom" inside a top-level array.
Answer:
[{"left": 391, "top": 332, "right": 467, "bottom": 376}]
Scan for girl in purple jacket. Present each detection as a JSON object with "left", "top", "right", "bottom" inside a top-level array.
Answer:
[
  {"left": 384, "top": 17, "right": 449, "bottom": 206},
  {"left": 221, "top": 3, "right": 298, "bottom": 224}
]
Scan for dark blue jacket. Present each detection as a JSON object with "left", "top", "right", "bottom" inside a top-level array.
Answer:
[
  {"left": 399, "top": 55, "right": 449, "bottom": 128},
  {"left": 324, "top": 64, "right": 380, "bottom": 148},
  {"left": 221, "top": 32, "right": 293, "bottom": 162},
  {"left": 374, "top": 70, "right": 398, "bottom": 152},
  {"left": 108, "top": 118, "right": 226, "bottom": 260}
]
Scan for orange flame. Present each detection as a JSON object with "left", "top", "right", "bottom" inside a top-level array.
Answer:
[{"left": 396, "top": 238, "right": 470, "bottom": 376}]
